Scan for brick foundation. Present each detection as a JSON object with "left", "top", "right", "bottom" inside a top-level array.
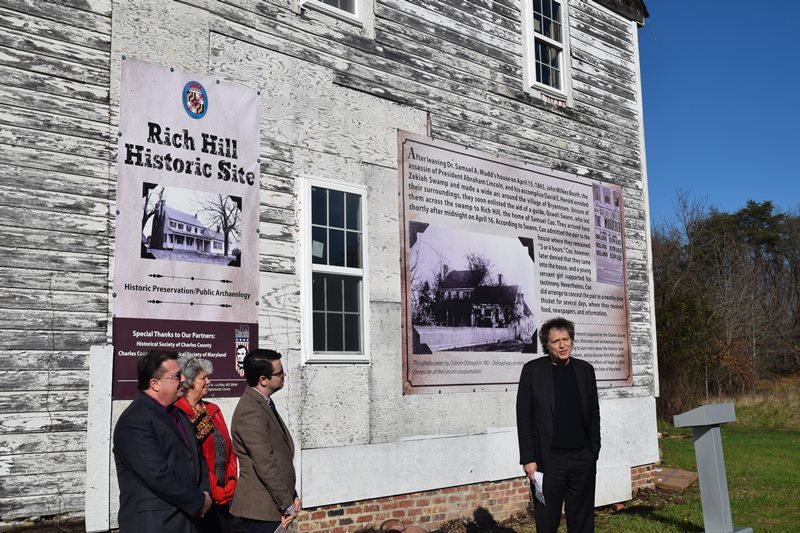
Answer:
[
  {"left": 631, "top": 463, "right": 656, "bottom": 491},
  {"left": 298, "top": 464, "right": 657, "bottom": 533},
  {"left": 297, "top": 478, "right": 530, "bottom": 533}
]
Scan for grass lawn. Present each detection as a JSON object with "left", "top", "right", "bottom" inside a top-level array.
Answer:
[
  {"left": 594, "top": 423, "right": 800, "bottom": 533},
  {"left": 454, "top": 376, "right": 800, "bottom": 533}
]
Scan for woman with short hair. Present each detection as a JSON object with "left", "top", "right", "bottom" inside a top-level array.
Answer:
[{"left": 176, "top": 356, "right": 239, "bottom": 533}]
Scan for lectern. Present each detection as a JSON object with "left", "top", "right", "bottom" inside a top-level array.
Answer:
[{"left": 673, "top": 403, "right": 752, "bottom": 533}]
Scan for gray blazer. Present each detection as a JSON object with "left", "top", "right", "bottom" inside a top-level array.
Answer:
[{"left": 230, "top": 387, "right": 296, "bottom": 522}]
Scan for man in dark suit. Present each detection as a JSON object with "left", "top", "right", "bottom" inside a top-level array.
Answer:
[
  {"left": 516, "top": 317, "right": 601, "bottom": 533},
  {"left": 113, "top": 350, "right": 212, "bottom": 532},
  {"left": 230, "top": 349, "right": 300, "bottom": 532}
]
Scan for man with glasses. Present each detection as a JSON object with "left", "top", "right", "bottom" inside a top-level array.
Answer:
[
  {"left": 516, "top": 317, "right": 601, "bottom": 533},
  {"left": 113, "top": 350, "right": 212, "bottom": 532},
  {"left": 231, "top": 349, "right": 300, "bottom": 532}
]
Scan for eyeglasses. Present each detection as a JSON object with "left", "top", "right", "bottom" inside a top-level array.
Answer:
[
  {"left": 271, "top": 369, "right": 286, "bottom": 377},
  {"left": 160, "top": 372, "right": 182, "bottom": 381}
]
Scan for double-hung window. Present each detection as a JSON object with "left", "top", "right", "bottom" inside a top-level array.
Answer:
[
  {"left": 301, "top": 177, "right": 369, "bottom": 363},
  {"left": 522, "top": 0, "right": 573, "bottom": 104}
]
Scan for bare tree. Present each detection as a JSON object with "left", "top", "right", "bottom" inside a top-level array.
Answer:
[
  {"left": 194, "top": 194, "right": 241, "bottom": 256},
  {"left": 142, "top": 186, "right": 165, "bottom": 230}
]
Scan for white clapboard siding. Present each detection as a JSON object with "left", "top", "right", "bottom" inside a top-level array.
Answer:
[
  {"left": 0, "top": 0, "right": 656, "bottom": 524},
  {"left": 0, "top": 0, "right": 111, "bottom": 522}
]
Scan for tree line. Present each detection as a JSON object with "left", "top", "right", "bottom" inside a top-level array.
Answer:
[{"left": 653, "top": 196, "right": 800, "bottom": 417}]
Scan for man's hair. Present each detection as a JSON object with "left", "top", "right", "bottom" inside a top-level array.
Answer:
[
  {"left": 539, "top": 317, "right": 575, "bottom": 354},
  {"left": 137, "top": 350, "right": 179, "bottom": 391},
  {"left": 236, "top": 344, "right": 247, "bottom": 352},
  {"left": 244, "top": 349, "right": 282, "bottom": 387}
]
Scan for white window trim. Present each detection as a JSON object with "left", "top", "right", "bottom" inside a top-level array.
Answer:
[
  {"left": 299, "top": 175, "right": 370, "bottom": 364},
  {"left": 301, "top": 0, "right": 361, "bottom": 25},
  {"left": 520, "top": 0, "right": 574, "bottom": 106}
]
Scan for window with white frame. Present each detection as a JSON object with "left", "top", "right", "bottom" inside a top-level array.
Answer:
[
  {"left": 301, "top": 0, "right": 358, "bottom": 21},
  {"left": 522, "top": 0, "right": 573, "bottom": 103},
  {"left": 302, "top": 177, "right": 369, "bottom": 363}
]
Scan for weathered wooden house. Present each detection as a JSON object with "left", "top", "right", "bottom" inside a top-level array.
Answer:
[{"left": 0, "top": 0, "right": 656, "bottom": 530}]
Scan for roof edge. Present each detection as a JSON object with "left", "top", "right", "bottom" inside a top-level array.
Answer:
[{"left": 592, "top": 0, "right": 649, "bottom": 25}]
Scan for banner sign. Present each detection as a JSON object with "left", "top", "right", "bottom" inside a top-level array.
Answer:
[
  {"left": 112, "top": 58, "right": 260, "bottom": 399},
  {"left": 399, "top": 132, "right": 631, "bottom": 394}
]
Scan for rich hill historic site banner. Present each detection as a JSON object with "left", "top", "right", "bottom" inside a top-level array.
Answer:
[
  {"left": 399, "top": 132, "right": 631, "bottom": 394},
  {"left": 112, "top": 59, "right": 260, "bottom": 399}
]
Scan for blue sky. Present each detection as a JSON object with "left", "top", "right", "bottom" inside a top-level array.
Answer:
[{"left": 638, "top": 2, "right": 800, "bottom": 225}]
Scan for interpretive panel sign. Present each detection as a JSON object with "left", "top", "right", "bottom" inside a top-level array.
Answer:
[
  {"left": 399, "top": 132, "right": 631, "bottom": 394},
  {"left": 112, "top": 58, "right": 260, "bottom": 399}
]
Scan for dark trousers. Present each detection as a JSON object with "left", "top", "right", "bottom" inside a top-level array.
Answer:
[
  {"left": 241, "top": 518, "right": 281, "bottom": 533},
  {"left": 200, "top": 503, "right": 245, "bottom": 533},
  {"left": 533, "top": 447, "right": 597, "bottom": 533}
]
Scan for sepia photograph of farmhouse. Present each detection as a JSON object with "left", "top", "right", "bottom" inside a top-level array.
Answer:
[
  {"left": 409, "top": 224, "right": 537, "bottom": 353},
  {"left": 141, "top": 183, "right": 242, "bottom": 267}
]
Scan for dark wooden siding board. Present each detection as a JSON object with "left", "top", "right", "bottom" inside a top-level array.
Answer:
[
  {"left": 0, "top": 492, "right": 85, "bottom": 520},
  {"left": 0, "top": 430, "right": 86, "bottom": 454},
  {"left": 0, "top": 41, "right": 110, "bottom": 87},
  {"left": 574, "top": 0, "right": 632, "bottom": 33},
  {"left": 0, "top": 371, "right": 89, "bottom": 393},
  {"left": 376, "top": 1, "right": 520, "bottom": 66},
  {"left": 0, "top": 470, "right": 84, "bottom": 497},
  {"left": 0, "top": 248, "right": 108, "bottom": 273},
  {"left": 0, "top": 267, "right": 105, "bottom": 294},
  {"left": 0, "top": 0, "right": 111, "bottom": 33},
  {"left": 212, "top": 8, "right": 641, "bottom": 156},
  {"left": 0, "top": 25, "right": 109, "bottom": 69},
  {"left": 0, "top": 308, "right": 107, "bottom": 332},
  {"left": 0, "top": 63, "right": 109, "bottom": 104},
  {"left": 1, "top": 450, "right": 88, "bottom": 475},
  {"left": 47, "top": 0, "right": 112, "bottom": 17},
  {"left": 1, "top": 287, "right": 109, "bottom": 313},
  {"left": 0, "top": 144, "right": 109, "bottom": 180},
  {"left": 0, "top": 165, "right": 108, "bottom": 198},
  {"left": 431, "top": 113, "right": 642, "bottom": 178},
  {"left": 396, "top": 0, "right": 522, "bottom": 45},
  {"left": 0, "top": 391, "right": 89, "bottom": 414},
  {"left": 333, "top": 70, "right": 642, "bottom": 178},
  {"left": 571, "top": 46, "right": 635, "bottom": 85},
  {"left": 0, "top": 100, "right": 112, "bottom": 142},
  {"left": 0, "top": 188, "right": 109, "bottom": 220},
  {"left": 441, "top": 0, "right": 521, "bottom": 25},
  {"left": 570, "top": 3, "right": 633, "bottom": 49},
  {"left": 0, "top": 351, "right": 90, "bottom": 371},
  {"left": 0, "top": 124, "right": 111, "bottom": 161},
  {"left": 2, "top": 226, "right": 108, "bottom": 254},
  {"left": 0, "top": 84, "right": 110, "bottom": 123},
  {"left": 0, "top": 6, "right": 110, "bottom": 51},
  {"left": 571, "top": 59, "right": 638, "bottom": 102}
]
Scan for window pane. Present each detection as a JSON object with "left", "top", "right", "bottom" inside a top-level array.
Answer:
[
  {"left": 345, "top": 193, "right": 361, "bottom": 230},
  {"left": 329, "top": 190, "right": 345, "bottom": 228},
  {"left": 326, "top": 275, "right": 343, "bottom": 312},
  {"left": 312, "top": 226, "right": 327, "bottom": 264},
  {"left": 343, "top": 277, "right": 360, "bottom": 312},
  {"left": 312, "top": 274, "right": 325, "bottom": 311},
  {"left": 322, "top": 0, "right": 355, "bottom": 14},
  {"left": 344, "top": 314, "right": 360, "bottom": 352},
  {"left": 327, "top": 314, "right": 344, "bottom": 351},
  {"left": 346, "top": 231, "right": 361, "bottom": 268},
  {"left": 313, "top": 312, "right": 326, "bottom": 352},
  {"left": 329, "top": 229, "right": 345, "bottom": 266},
  {"left": 312, "top": 186, "right": 327, "bottom": 225}
]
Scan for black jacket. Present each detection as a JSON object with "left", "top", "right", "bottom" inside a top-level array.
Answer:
[
  {"left": 113, "top": 393, "right": 209, "bottom": 533},
  {"left": 516, "top": 356, "right": 601, "bottom": 471}
]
